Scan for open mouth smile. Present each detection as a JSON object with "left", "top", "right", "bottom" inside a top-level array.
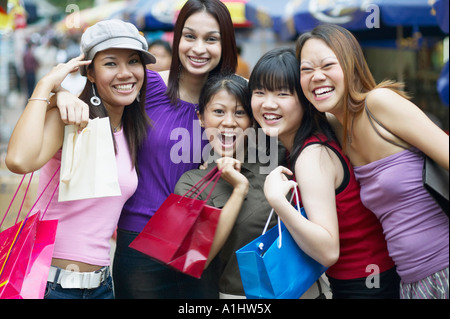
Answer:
[
  {"left": 113, "top": 83, "right": 135, "bottom": 93},
  {"left": 189, "top": 56, "right": 209, "bottom": 65},
  {"left": 262, "top": 113, "right": 282, "bottom": 124},
  {"left": 219, "top": 132, "right": 237, "bottom": 146},
  {"left": 313, "top": 86, "right": 334, "bottom": 98}
]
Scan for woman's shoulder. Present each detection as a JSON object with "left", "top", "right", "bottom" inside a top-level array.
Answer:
[
  {"left": 146, "top": 69, "right": 166, "bottom": 88},
  {"left": 175, "top": 166, "right": 214, "bottom": 193},
  {"left": 365, "top": 88, "right": 404, "bottom": 112}
]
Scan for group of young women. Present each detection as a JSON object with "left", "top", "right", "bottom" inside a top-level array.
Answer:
[{"left": 5, "top": 0, "right": 448, "bottom": 299}]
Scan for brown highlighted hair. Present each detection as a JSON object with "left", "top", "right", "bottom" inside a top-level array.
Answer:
[{"left": 296, "top": 24, "right": 408, "bottom": 149}]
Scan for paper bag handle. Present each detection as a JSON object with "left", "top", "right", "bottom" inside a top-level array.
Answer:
[
  {"left": 261, "top": 187, "right": 301, "bottom": 249},
  {"left": 0, "top": 167, "right": 60, "bottom": 229},
  {"left": 60, "top": 127, "right": 90, "bottom": 183},
  {"left": 182, "top": 167, "right": 223, "bottom": 202}
]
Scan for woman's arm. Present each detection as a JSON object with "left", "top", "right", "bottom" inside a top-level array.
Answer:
[
  {"left": 264, "top": 145, "right": 340, "bottom": 267},
  {"left": 6, "top": 55, "right": 91, "bottom": 174},
  {"left": 205, "top": 157, "right": 249, "bottom": 268}
]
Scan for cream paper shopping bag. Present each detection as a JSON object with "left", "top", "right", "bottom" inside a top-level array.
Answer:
[{"left": 59, "top": 117, "right": 121, "bottom": 202}]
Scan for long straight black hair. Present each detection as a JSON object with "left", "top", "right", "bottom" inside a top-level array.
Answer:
[{"left": 248, "top": 47, "right": 337, "bottom": 168}]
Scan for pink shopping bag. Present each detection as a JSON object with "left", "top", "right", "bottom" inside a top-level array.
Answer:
[{"left": 0, "top": 170, "right": 59, "bottom": 299}]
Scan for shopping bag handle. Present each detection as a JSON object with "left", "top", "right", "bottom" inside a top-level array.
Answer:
[
  {"left": 182, "top": 166, "right": 223, "bottom": 202},
  {"left": 183, "top": 166, "right": 219, "bottom": 198},
  {"left": 0, "top": 173, "right": 33, "bottom": 228},
  {"left": 261, "top": 186, "right": 301, "bottom": 249},
  {"left": 27, "top": 167, "right": 60, "bottom": 221},
  {"left": 60, "top": 127, "right": 90, "bottom": 183},
  {"left": 0, "top": 167, "right": 60, "bottom": 229}
]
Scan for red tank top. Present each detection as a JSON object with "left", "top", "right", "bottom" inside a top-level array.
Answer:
[{"left": 296, "top": 135, "right": 394, "bottom": 280}]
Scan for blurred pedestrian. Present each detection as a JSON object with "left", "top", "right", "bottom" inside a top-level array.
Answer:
[
  {"left": 6, "top": 19, "right": 155, "bottom": 299},
  {"left": 296, "top": 24, "right": 449, "bottom": 299},
  {"left": 22, "top": 42, "right": 39, "bottom": 98},
  {"left": 147, "top": 39, "right": 172, "bottom": 72},
  {"left": 34, "top": 37, "right": 58, "bottom": 81}
]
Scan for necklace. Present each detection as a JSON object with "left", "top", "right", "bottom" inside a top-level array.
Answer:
[{"left": 112, "top": 121, "right": 122, "bottom": 133}]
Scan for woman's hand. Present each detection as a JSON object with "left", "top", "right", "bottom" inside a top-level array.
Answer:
[
  {"left": 55, "top": 90, "right": 90, "bottom": 129},
  {"left": 42, "top": 54, "right": 91, "bottom": 93},
  {"left": 264, "top": 166, "right": 297, "bottom": 205},
  {"left": 43, "top": 54, "right": 91, "bottom": 129},
  {"left": 216, "top": 157, "right": 249, "bottom": 196}
]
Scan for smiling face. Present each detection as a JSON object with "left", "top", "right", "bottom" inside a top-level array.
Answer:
[
  {"left": 299, "top": 38, "right": 345, "bottom": 117},
  {"left": 251, "top": 88, "right": 303, "bottom": 151},
  {"left": 199, "top": 88, "right": 252, "bottom": 158},
  {"left": 88, "top": 48, "right": 145, "bottom": 111},
  {"left": 178, "top": 11, "right": 222, "bottom": 77}
]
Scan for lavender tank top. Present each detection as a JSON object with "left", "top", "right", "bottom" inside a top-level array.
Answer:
[{"left": 354, "top": 150, "right": 449, "bottom": 283}]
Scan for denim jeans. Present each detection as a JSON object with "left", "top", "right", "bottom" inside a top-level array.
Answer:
[
  {"left": 44, "top": 274, "right": 114, "bottom": 299},
  {"left": 112, "top": 228, "right": 219, "bottom": 299}
]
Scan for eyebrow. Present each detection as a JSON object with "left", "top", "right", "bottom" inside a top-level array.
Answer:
[
  {"left": 301, "top": 56, "right": 338, "bottom": 65},
  {"left": 182, "top": 26, "right": 221, "bottom": 35}
]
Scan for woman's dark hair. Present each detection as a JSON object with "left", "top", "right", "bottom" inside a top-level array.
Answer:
[
  {"left": 78, "top": 51, "right": 150, "bottom": 171},
  {"left": 148, "top": 39, "right": 172, "bottom": 55},
  {"left": 198, "top": 73, "right": 251, "bottom": 118},
  {"left": 166, "top": 0, "right": 238, "bottom": 106},
  {"left": 248, "top": 47, "right": 337, "bottom": 168}
]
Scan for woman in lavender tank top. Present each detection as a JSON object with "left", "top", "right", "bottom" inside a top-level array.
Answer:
[{"left": 296, "top": 24, "right": 449, "bottom": 299}]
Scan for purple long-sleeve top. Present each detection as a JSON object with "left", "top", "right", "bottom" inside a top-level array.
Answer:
[{"left": 118, "top": 70, "right": 209, "bottom": 233}]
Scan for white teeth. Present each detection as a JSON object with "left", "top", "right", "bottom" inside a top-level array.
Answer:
[
  {"left": 115, "top": 84, "right": 133, "bottom": 90},
  {"left": 263, "top": 114, "right": 281, "bottom": 120},
  {"left": 314, "top": 87, "right": 334, "bottom": 96},
  {"left": 222, "top": 132, "right": 236, "bottom": 137},
  {"left": 190, "top": 57, "right": 208, "bottom": 63}
]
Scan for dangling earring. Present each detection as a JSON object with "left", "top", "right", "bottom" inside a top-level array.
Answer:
[
  {"left": 90, "top": 83, "right": 101, "bottom": 106},
  {"left": 136, "top": 92, "right": 140, "bottom": 103}
]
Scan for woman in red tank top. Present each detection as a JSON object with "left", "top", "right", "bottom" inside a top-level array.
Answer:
[{"left": 249, "top": 47, "right": 399, "bottom": 299}]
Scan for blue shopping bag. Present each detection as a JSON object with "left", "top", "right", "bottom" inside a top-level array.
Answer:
[{"left": 236, "top": 189, "right": 327, "bottom": 299}]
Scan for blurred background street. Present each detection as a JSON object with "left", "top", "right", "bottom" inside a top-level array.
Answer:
[{"left": 1, "top": 0, "right": 449, "bottom": 230}]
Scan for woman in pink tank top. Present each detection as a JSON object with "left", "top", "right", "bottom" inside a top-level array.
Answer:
[{"left": 6, "top": 20, "right": 155, "bottom": 299}]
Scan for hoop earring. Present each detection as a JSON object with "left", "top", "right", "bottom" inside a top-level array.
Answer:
[{"left": 90, "top": 83, "right": 101, "bottom": 106}]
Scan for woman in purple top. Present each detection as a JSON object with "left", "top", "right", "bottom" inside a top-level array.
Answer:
[
  {"left": 112, "top": 0, "right": 238, "bottom": 298},
  {"left": 296, "top": 24, "right": 449, "bottom": 299}
]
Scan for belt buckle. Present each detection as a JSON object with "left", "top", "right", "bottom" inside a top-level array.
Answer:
[{"left": 95, "top": 267, "right": 107, "bottom": 284}]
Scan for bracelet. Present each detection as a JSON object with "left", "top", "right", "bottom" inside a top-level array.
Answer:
[{"left": 28, "top": 97, "right": 50, "bottom": 105}]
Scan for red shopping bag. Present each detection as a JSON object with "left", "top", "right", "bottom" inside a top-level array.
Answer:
[
  {"left": 0, "top": 170, "right": 58, "bottom": 299},
  {"left": 130, "top": 167, "right": 222, "bottom": 278}
]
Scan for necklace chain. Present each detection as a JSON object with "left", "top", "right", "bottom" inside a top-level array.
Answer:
[{"left": 112, "top": 121, "right": 121, "bottom": 133}]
